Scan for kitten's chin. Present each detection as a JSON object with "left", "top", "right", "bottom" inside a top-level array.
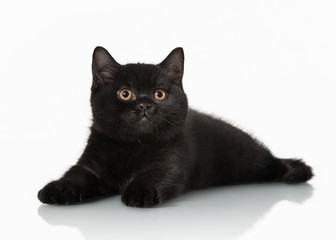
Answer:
[
  {"left": 136, "top": 116, "right": 154, "bottom": 131},
  {"left": 131, "top": 118, "right": 159, "bottom": 143}
]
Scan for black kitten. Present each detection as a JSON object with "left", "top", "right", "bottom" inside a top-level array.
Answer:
[{"left": 38, "top": 47, "right": 313, "bottom": 207}]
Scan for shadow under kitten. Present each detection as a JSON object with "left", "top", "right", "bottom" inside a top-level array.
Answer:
[{"left": 38, "top": 183, "right": 313, "bottom": 240}]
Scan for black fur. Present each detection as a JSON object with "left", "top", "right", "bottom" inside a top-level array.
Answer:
[{"left": 38, "top": 47, "right": 313, "bottom": 207}]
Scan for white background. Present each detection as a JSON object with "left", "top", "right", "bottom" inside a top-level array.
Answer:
[{"left": 0, "top": 0, "right": 335, "bottom": 239}]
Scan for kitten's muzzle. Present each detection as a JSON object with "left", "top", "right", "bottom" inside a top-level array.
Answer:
[
  {"left": 136, "top": 102, "right": 155, "bottom": 122},
  {"left": 137, "top": 103, "right": 153, "bottom": 111}
]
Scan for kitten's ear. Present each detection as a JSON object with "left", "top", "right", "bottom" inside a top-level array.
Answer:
[
  {"left": 159, "top": 47, "right": 184, "bottom": 82},
  {"left": 92, "top": 46, "right": 120, "bottom": 86}
]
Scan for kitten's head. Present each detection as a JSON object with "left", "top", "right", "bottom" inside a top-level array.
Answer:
[{"left": 90, "top": 47, "right": 188, "bottom": 143}]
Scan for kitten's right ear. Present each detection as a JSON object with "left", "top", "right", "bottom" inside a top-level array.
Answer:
[{"left": 92, "top": 46, "right": 120, "bottom": 86}]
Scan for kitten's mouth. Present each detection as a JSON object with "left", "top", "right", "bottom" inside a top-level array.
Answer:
[
  {"left": 134, "top": 112, "right": 155, "bottom": 131},
  {"left": 138, "top": 112, "right": 151, "bottom": 124},
  {"left": 140, "top": 115, "right": 148, "bottom": 122}
]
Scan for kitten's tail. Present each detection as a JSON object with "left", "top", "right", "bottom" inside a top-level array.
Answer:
[{"left": 277, "top": 158, "right": 314, "bottom": 183}]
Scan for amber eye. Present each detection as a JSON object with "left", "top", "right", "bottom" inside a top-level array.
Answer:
[
  {"left": 119, "top": 89, "right": 132, "bottom": 101},
  {"left": 154, "top": 89, "right": 166, "bottom": 101}
]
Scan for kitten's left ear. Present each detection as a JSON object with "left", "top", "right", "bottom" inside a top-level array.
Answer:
[
  {"left": 159, "top": 47, "right": 184, "bottom": 82},
  {"left": 92, "top": 46, "right": 120, "bottom": 86}
]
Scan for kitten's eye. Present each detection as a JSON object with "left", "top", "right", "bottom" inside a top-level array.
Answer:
[
  {"left": 119, "top": 89, "right": 132, "bottom": 101},
  {"left": 154, "top": 89, "right": 167, "bottom": 101}
]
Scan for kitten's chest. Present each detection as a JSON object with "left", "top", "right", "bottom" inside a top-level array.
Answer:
[
  {"left": 101, "top": 141, "right": 180, "bottom": 181},
  {"left": 127, "top": 144, "right": 161, "bottom": 166},
  {"left": 101, "top": 143, "right": 158, "bottom": 172}
]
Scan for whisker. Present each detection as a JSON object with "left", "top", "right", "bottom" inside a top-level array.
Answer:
[{"left": 162, "top": 118, "right": 180, "bottom": 130}]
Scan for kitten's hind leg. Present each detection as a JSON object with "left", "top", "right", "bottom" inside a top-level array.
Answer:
[{"left": 278, "top": 158, "right": 314, "bottom": 183}]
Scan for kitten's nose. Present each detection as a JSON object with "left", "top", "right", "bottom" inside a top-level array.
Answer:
[{"left": 137, "top": 103, "right": 152, "bottom": 111}]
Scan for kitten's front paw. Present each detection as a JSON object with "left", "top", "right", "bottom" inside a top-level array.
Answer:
[
  {"left": 38, "top": 180, "right": 82, "bottom": 205},
  {"left": 121, "top": 182, "right": 161, "bottom": 208}
]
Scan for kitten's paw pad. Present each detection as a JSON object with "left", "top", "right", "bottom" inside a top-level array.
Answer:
[
  {"left": 121, "top": 184, "right": 161, "bottom": 208},
  {"left": 38, "top": 181, "right": 82, "bottom": 205}
]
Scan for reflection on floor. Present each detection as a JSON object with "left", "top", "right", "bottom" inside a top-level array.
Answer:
[{"left": 38, "top": 183, "right": 313, "bottom": 240}]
